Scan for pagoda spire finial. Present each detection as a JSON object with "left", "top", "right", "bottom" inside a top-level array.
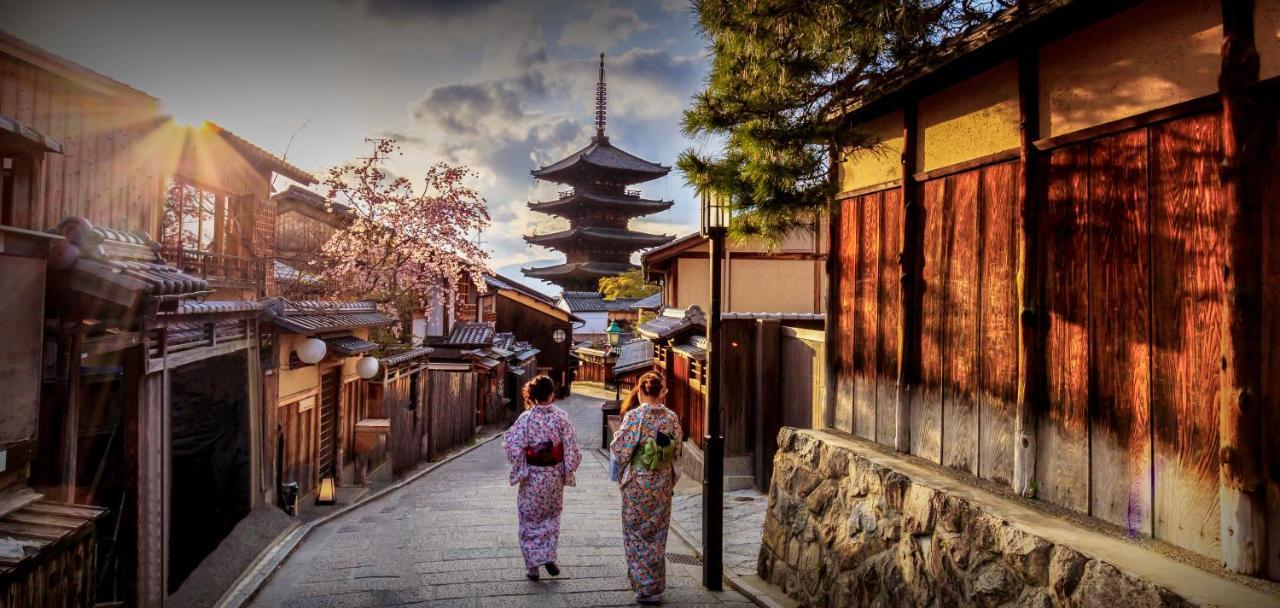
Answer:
[{"left": 595, "top": 53, "right": 606, "bottom": 138}]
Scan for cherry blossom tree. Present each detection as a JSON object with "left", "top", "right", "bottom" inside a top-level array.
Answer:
[{"left": 307, "top": 138, "right": 490, "bottom": 339}]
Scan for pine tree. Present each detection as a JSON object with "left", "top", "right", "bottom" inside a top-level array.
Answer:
[{"left": 679, "top": 0, "right": 1012, "bottom": 240}]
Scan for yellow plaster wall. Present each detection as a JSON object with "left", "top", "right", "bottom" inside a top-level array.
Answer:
[
  {"left": 676, "top": 257, "right": 710, "bottom": 311},
  {"left": 919, "top": 61, "right": 1020, "bottom": 172},
  {"left": 839, "top": 111, "right": 903, "bottom": 193},
  {"left": 728, "top": 259, "right": 820, "bottom": 313},
  {"left": 276, "top": 327, "right": 371, "bottom": 399},
  {"left": 1260, "top": 0, "right": 1280, "bottom": 80},
  {"left": 1040, "top": 0, "right": 1222, "bottom": 137}
]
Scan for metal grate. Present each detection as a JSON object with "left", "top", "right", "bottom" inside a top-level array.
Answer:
[{"left": 667, "top": 553, "right": 701, "bottom": 566}]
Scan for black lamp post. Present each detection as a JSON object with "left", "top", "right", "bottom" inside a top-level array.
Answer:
[{"left": 700, "top": 191, "right": 728, "bottom": 591}]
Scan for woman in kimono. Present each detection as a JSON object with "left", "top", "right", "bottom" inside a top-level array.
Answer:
[
  {"left": 609, "top": 371, "right": 682, "bottom": 604},
  {"left": 503, "top": 375, "right": 581, "bottom": 580}
]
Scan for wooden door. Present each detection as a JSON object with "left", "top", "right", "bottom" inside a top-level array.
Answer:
[{"left": 318, "top": 368, "right": 340, "bottom": 478}]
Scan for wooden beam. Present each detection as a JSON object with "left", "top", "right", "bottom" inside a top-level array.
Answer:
[
  {"left": 1013, "top": 51, "right": 1041, "bottom": 497},
  {"left": 894, "top": 101, "right": 921, "bottom": 453},
  {"left": 1218, "top": 0, "right": 1267, "bottom": 576},
  {"left": 60, "top": 331, "right": 82, "bottom": 502}
]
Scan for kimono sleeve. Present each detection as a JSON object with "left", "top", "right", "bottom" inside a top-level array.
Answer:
[
  {"left": 669, "top": 409, "right": 683, "bottom": 480},
  {"left": 503, "top": 413, "right": 529, "bottom": 486},
  {"left": 560, "top": 410, "right": 582, "bottom": 474},
  {"left": 609, "top": 408, "right": 643, "bottom": 468}
]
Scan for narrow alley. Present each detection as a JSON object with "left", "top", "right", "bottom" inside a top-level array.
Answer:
[{"left": 248, "top": 392, "right": 753, "bottom": 608}]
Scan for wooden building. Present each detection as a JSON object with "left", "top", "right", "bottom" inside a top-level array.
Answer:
[
  {"left": 0, "top": 32, "right": 318, "bottom": 605},
  {"left": 369, "top": 347, "right": 433, "bottom": 476},
  {"left": 271, "top": 301, "right": 396, "bottom": 492},
  {"left": 825, "top": 0, "right": 1280, "bottom": 578},
  {"left": 475, "top": 274, "right": 577, "bottom": 396},
  {"left": 642, "top": 230, "right": 827, "bottom": 314}
]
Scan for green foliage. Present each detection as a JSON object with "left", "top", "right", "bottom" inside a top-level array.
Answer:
[
  {"left": 680, "top": 0, "right": 1012, "bottom": 240},
  {"left": 598, "top": 269, "right": 661, "bottom": 300}
]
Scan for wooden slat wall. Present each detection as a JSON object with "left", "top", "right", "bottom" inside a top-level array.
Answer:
[
  {"left": 1040, "top": 145, "right": 1091, "bottom": 513},
  {"left": 833, "top": 204, "right": 857, "bottom": 433},
  {"left": 1150, "top": 113, "right": 1224, "bottom": 556},
  {"left": 978, "top": 162, "right": 1019, "bottom": 485},
  {"left": 941, "top": 170, "right": 980, "bottom": 474},
  {"left": 1088, "top": 129, "right": 1152, "bottom": 535},
  {"left": 386, "top": 372, "right": 427, "bottom": 476},
  {"left": 0, "top": 52, "right": 165, "bottom": 235},
  {"left": 278, "top": 398, "right": 316, "bottom": 496},
  {"left": 914, "top": 178, "right": 948, "bottom": 462},
  {"left": 876, "top": 189, "right": 903, "bottom": 446},
  {"left": 720, "top": 320, "right": 756, "bottom": 457},
  {"left": 427, "top": 370, "right": 477, "bottom": 460},
  {"left": 853, "top": 195, "right": 879, "bottom": 440}
]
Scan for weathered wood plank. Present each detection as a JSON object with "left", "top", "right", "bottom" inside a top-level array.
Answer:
[
  {"left": 1038, "top": 143, "right": 1090, "bottom": 514},
  {"left": 942, "top": 170, "right": 980, "bottom": 475},
  {"left": 979, "top": 160, "right": 1019, "bottom": 486},
  {"left": 877, "top": 188, "right": 903, "bottom": 447},
  {"left": 1263, "top": 93, "right": 1280, "bottom": 581},
  {"left": 854, "top": 193, "right": 880, "bottom": 440},
  {"left": 44, "top": 74, "right": 67, "bottom": 231},
  {"left": 834, "top": 198, "right": 858, "bottom": 433},
  {"left": 0, "top": 56, "right": 18, "bottom": 115},
  {"left": 1151, "top": 113, "right": 1223, "bottom": 557},
  {"left": 913, "top": 177, "right": 947, "bottom": 463},
  {"left": 1088, "top": 128, "right": 1152, "bottom": 536}
]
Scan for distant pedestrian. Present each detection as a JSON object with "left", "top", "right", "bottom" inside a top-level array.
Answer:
[
  {"left": 503, "top": 375, "right": 582, "bottom": 581},
  {"left": 609, "top": 371, "right": 681, "bottom": 604}
]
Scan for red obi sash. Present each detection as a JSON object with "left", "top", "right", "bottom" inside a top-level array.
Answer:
[{"left": 525, "top": 441, "right": 565, "bottom": 467}]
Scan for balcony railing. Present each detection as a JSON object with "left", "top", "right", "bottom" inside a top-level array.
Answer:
[{"left": 160, "top": 246, "right": 266, "bottom": 295}]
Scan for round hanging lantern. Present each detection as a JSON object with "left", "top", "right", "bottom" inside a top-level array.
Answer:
[
  {"left": 553, "top": 329, "right": 567, "bottom": 343},
  {"left": 357, "top": 356, "right": 380, "bottom": 380},
  {"left": 296, "top": 338, "right": 327, "bottom": 364}
]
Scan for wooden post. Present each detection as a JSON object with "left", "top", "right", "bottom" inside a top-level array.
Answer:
[
  {"left": 61, "top": 330, "right": 83, "bottom": 502},
  {"left": 1218, "top": 0, "right": 1266, "bottom": 575},
  {"left": 824, "top": 142, "right": 842, "bottom": 438},
  {"left": 894, "top": 101, "right": 920, "bottom": 453},
  {"left": 754, "top": 319, "right": 782, "bottom": 491},
  {"left": 1013, "top": 51, "right": 1041, "bottom": 497}
]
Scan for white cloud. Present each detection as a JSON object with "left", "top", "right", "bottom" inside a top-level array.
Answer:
[{"left": 557, "top": 1, "right": 650, "bottom": 50}]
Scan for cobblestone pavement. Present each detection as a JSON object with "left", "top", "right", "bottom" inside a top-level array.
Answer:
[
  {"left": 671, "top": 487, "right": 767, "bottom": 578},
  {"left": 249, "top": 392, "right": 752, "bottom": 608}
]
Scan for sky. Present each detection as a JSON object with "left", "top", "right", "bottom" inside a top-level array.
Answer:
[{"left": 4, "top": 0, "right": 714, "bottom": 295}]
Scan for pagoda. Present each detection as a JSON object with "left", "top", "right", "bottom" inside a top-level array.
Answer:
[{"left": 523, "top": 54, "right": 674, "bottom": 291}]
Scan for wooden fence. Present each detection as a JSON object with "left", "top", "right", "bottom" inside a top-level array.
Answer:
[
  {"left": 384, "top": 370, "right": 427, "bottom": 476},
  {"left": 828, "top": 108, "right": 1278, "bottom": 560},
  {"left": 426, "top": 368, "right": 477, "bottom": 460},
  {"left": 781, "top": 327, "right": 826, "bottom": 431}
]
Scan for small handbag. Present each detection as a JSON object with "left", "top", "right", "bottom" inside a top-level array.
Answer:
[{"left": 608, "top": 453, "right": 623, "bottom": 482}]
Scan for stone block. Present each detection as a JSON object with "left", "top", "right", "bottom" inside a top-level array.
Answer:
[
  {"left": 1000, "top": 525, "right": 1051, "bottom": 586},
  {"left": 1047, "top": 545, "right": 1086, "bottom": 601},
  {"left": 806, "top": 482, "right": 838, "bottom": 514},
  {"left": 970, "top": 562, "right": 1021, "bottom": 608},
  {"left": 819, "top": 444, "right": 851, "bottom": 479},
  {"left": 902, "top": 485, "right": 939, "bottom": 534}
]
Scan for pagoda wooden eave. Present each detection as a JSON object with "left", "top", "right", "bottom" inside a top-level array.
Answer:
[
  {"left": 531, "top": 135, "right": 669, "bottom": 186},
  {"left": 522, "top": 261, "right": 638, "bottom": 281},
  {"left": 523, "top": 226, "right": 674, "bottom": 250},
  {"left": 527, "top": 190, "right": 673, "bottom": 218}
]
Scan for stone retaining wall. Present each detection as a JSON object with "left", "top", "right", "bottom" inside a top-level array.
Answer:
[{"left": 758, "top": 428, "right": 1224, "bottom": 608}]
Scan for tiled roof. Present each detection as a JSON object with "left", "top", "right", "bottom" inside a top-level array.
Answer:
[
  {"left": 271, "top": 185, "right": 354, "bottom": 222},
  {"left": 208, "top": 122, "right": 317, "bottom": 185},
  {"left": 672, "top": 339, "right": 707, "bottom": 360},
  {"left": 447, "top": 322, "right": 495, "bottom": 346},
  {"left": 274, "top": 301, "right": 395, "bottom": 334},
  {"left": 605, "top": 298, "right": 638, "bottom": 312},
  {"left": 613, "top": 338, "right": 653, "bottom": 375},
  {"left": 53, "top": 217, "right": 211, "bottom": 309},
  {"left": 631, "top": 292, "right": 662, "bottom": 310},
  {"left": 559, "top": 291, "right": 608, "bottom": 313},
  {"left": 324, "top": 335, "right": 379, "bottom": 356},
  {"left": 637, "top": 306, "right": 706, "bottom": 340},
  {"left": 381, "top": 347, "right": 433, "bottom": 368},
  {"left": 0, "top": 112, "right": 62, "bottom": 154},
  {"left": 483, "top": 274, "right": 555, "bottom": 304},
  {"left": 527, "top": 190, "right": 672, "bottom": 219},
  {"left": 531, "top": 135, "right": 670, "bottom": 186},
  {"left": 164, "top": 300, "right": 264, "bottom": 316},
  {"left": 525, "top": 226, "right": 673, "bottom": 249},
  {"left": 523, "top": 261, "right": 636, "bottom": 281}
]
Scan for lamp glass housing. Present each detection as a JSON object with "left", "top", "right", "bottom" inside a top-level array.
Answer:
[
  {"left": 357, "top": 356, "right": 380, "bottom": 380},
  {"left": 606, "top": 320, "right": 623, "bottom": 347},
  {"left": 700, "top": 191, "right": 730, "bottom": 236}
]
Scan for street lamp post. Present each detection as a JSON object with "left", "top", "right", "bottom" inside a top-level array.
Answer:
[{"left": 700, "top": 192, "right": 728, "bottom": 591}]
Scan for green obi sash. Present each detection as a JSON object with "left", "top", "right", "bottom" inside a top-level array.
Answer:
[{"left": 634, "top": 431, "right": 676, "bottom": 471}]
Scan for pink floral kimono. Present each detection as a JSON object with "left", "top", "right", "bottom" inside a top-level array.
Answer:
[
  {"left": 503, "top": 404, "right": 582, "bottom": 570},
  {"left": 609, "top": 403, "right": 682, "bottom": 598}
]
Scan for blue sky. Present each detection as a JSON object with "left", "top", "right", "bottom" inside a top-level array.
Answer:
[{"left": 6, "top": 0, "right": 713, "bottom": 294}]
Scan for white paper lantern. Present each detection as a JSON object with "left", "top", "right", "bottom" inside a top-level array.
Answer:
[
  {"left": 297, "top": 338, "right": 327, "bottom": 364},
  {"left": 357, "top": 356, "right": 380, "bottom": 380}
]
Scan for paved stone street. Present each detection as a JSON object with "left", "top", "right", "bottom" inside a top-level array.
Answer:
[
  {"left": 249, "top": 392, "right": 752, "bottom": 608},
  {"left": 671, "top": 487, "right": 767, "bottom": 579}
]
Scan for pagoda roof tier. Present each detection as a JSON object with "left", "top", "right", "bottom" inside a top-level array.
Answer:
[
  {"left": 528, "top": 190, "right": 674, "bottom": 219},
  {"left": 522, "top": 261, "right": 637, "bottom": 282},
  {"left": 531, "top": 135, "right": 670, "bottom": 186},
  {"left": 524, "top": 226, "right": 674, "bottom": 251}
]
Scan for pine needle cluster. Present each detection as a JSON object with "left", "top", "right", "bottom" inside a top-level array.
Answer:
[{"left": 679, "top": 0, "right": 1014, "bottom": 241}]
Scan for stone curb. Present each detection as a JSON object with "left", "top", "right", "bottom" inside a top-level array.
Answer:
[
  {"left": 216, "top": 431, "right": 506, "bottom": 608},
  {"left": 666, "top": 501, "right": 799, "bottom": 608}
]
